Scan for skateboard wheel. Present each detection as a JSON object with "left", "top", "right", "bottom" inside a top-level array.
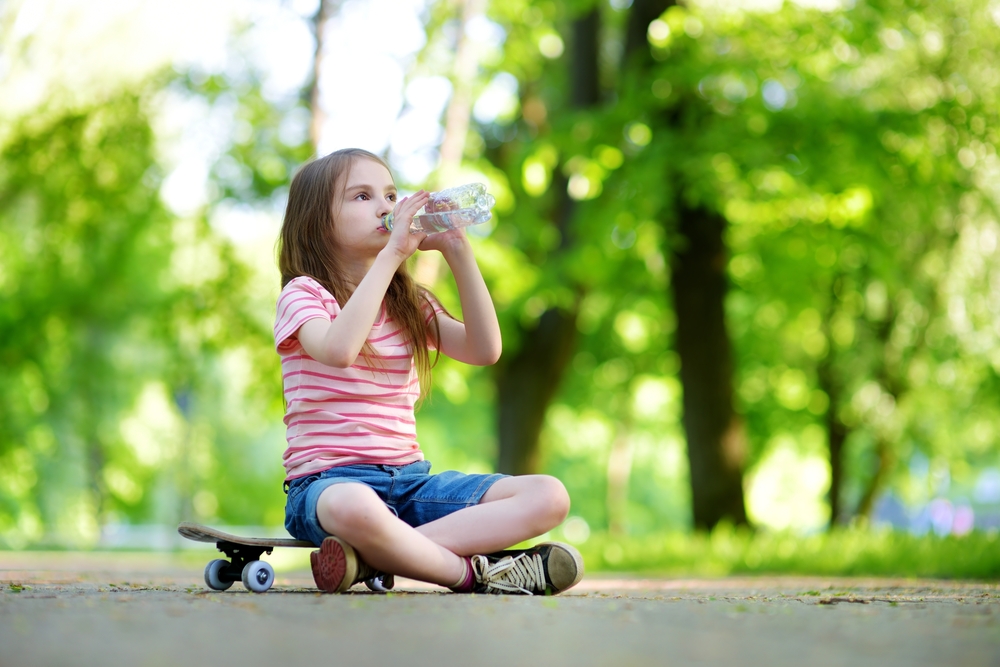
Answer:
[
  {"left": 241, "top": 560, "right": 274, "bottom": 593},
  {"left": 205, "top": 559, "right": 234, "bottom": 591}
]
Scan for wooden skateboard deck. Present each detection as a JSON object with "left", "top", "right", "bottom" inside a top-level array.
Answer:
[{"left": 178, "top": 521, "right": 314, "bottom": 549}]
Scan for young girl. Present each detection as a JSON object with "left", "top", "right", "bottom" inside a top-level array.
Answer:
[{"left": 275, "top": 148, "right": 583, "bottom": 595}]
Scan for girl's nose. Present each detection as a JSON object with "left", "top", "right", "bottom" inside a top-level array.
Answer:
[{"left": 376, "top": 199, "right": 394, "bottom": 218}]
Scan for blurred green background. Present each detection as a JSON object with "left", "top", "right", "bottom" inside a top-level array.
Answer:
[{"left": 2, "top": 0, "right": 1000, "bottom": 577}]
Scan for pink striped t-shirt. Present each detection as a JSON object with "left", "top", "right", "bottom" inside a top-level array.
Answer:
[{"left": 274, "top": 276, "right": 444, "bottom": 480}]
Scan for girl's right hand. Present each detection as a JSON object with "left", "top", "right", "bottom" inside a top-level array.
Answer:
[{"left": 383, "top": 190, "right": 430, "bottom": 262}]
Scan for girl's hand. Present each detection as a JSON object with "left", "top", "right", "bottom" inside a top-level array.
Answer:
[
  {"left": 418, "top": 226, "right": 470, "bottom": 256},
  {"left": 382, "top": 190, "right": 430, "bottom": 262}
]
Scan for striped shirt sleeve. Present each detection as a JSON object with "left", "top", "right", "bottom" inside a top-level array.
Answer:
[
  {"left": 274, "top": 277, "right": 336, "bottom": 353},
  {"left": 421, "top": 291, "right": 448, "bottom": 325},
  {"left": 420, "top": 290, "right": 449, "bottom": 349}
]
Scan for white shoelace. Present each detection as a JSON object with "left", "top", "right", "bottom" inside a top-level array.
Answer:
[{"left": 471, "top": 552, "right": 547, "bottom": 595}]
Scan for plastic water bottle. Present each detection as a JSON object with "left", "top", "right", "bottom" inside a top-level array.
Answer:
[{"left": 380, "top": 183, "right": 496, "bottom": 234}]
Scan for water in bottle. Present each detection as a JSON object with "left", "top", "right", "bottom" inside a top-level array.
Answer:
[{"left": 380, "top": 183, "right": 496, "bottom": 234}]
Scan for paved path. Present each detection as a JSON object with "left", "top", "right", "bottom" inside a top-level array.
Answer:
[{"left": 1, "top": 551, "right": 998, "bottom": 666}]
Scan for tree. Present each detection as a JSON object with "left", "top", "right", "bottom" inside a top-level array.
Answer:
[
  {"left": 454, "top": 0, "right": 1000, "bottom": 534},
  {"left": 629, "top": 0, "right": 750, "bottom": 528},
  {"left": 0, "top": 89, "right": 258, "bottom": 544},
  {"left": 0, "top": 3, "right": 320, "bottom": 544},
  {"left": 470, "top": 0, "right": 748, "bottom": 526},
  {"left": 634, "top": 0, "right": 1000, "bottom": 528},
  {"left": 491, "top": 4, "right": 604, "bottom": 476}
]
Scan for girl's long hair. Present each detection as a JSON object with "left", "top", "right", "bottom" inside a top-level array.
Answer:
[{"left": 277, "top": 148, "right": 438, "bottom": 393}]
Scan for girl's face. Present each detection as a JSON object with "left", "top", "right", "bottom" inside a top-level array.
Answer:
[{"left": 332, "top": 157, "right": 397, "bottom": 256}]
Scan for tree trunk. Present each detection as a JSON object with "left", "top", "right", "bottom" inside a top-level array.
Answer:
[
  {"left": 414, "top": 0, "right": 489, "bottom": 287},
  {"left": 606, "top": 411, "right": 635, "bottom": 536},
  {"left": 494, "top": 8, "right": 600, "bottom": 475},
  {"left": 495, "top": 307, "right": 579, "bottom": 474},
  {"left": 821, "top": 367, "right": 848, "bottom": 526},
  {"left": 853, "top": 307, "right": 902, "bottom": 520},
  {"left": 856, "top": 437, "right": 892, "bottom": 519},
  {"left": 818, "top": 285, "right": 848, "bottom": 527},
  {"left": 826, "top": 401, "right": 848, "bottom": 528},
  {"left": 308, "top": 0, "right": 332, "bottom": 151},
  {"left": 437, "top": 0, "right": 488, "bottom": 187},
  {"left": 671, "top": 205, "right": 748, "bottom": 528},
  {"left": 623, "top": 0, "right": 748, "bottom": 529}
]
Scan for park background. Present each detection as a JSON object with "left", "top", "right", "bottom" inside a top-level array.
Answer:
[{"left": 2, "top": 0, "right": 1000, "bottom": 578}]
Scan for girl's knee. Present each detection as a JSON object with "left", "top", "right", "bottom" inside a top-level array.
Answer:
[
  {"left": 316, "top": 483, "right": 387, "bottom": 536},
  {"left": 482, "top": 474, "right": 571, "bottom": 532},
  {"left": 523, "top": 475, "right": 570, "bottom": 530},
  {"left": 539, "top": 475, "right": 571, "bottom": 524}
]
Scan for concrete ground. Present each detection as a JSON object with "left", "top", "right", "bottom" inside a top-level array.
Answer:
[{"left": 1, "top": 550, "right": 998, "bottom": 666}]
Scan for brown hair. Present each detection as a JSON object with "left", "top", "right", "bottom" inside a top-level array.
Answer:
[{"left": 277, "top": 148, "right": 438, "bottom": 393}]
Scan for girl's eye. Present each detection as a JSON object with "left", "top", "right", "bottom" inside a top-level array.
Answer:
[
  {"left": 356, "top": 193, "right": 370, "bottom": 201},
  {"left": 387, "top": 194, "right": 397, "bottom": 203}
]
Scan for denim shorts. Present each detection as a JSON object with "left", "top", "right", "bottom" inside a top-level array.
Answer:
[{"left": 284, "top": 460, "right": 507, "bottom": 546}]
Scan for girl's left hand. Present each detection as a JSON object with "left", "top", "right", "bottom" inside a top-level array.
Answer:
[{"left": 418, "top": 227, "right": 470, "bottom": 256}]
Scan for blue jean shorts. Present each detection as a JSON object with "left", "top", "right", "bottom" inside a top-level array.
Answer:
[{"left": 284, "top": 460, "right": 507, "bottom": 546}]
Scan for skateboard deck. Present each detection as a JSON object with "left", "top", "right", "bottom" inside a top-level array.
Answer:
[
  {"left": 177, "top": 521, "right": 393, "bottom": 594},
  {"left": 178, "top": 521, "right": 314, "bottom": 549}
]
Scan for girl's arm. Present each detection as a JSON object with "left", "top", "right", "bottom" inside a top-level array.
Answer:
[
  {"left": 298, "top": 192, "right": 430, "bottom": 368},
  {"left": 421, "top": 231, "right": 502, "bottom": 366}
]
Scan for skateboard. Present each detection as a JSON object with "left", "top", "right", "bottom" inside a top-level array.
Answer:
[{"left": 177, "top": 521, "right": 394, "bottom": 594}]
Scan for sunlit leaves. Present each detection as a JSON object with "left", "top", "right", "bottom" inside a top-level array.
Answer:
[
  {"left": 178, "top": 70, "right": 313, "bottom": 204},
  {"left": 608, "top": 0, "right": 1000, "bottom": 526},
  {"left": 538, "top": 31, "right": 565, "bottom": 58},
  {"left": 0, "top": 92, "right": 180, "bottom": 544},
  {"left": 521, "top": 143, "right": 559, "bottom": 195},
  {"left": 0, "top": 61, "right": 291, "bottom": 543}
]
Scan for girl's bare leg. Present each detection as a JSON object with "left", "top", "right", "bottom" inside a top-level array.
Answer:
[
  {"left": 316, "top": 483, "right": 465, "bottom": 587},
  {"left": 315, "top": 475, "right": 570, "bottom": 587},
  {"left": 415, "top": 475, "right": 570, "bottom": 555}
]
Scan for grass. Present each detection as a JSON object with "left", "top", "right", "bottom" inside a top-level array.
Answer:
[
  {"left": 4, "top": 526, "right": 999, "bottom": 581},
  {"left": 575, "top": 527, "right": 1000, "bottom": 579}
]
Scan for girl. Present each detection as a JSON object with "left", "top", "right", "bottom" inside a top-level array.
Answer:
[{"left": 275, "top": 148, "right": 583, "bottom": 595}]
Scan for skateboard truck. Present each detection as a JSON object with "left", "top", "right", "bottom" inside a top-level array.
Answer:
[
  {"left": 205, "top": 541, "right": 276, "bottom": 593},
  {"left": 220, "top": 542, "right": 270, "bottom": 582}
]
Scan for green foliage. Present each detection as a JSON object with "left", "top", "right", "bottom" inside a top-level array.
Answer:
[
  {"left": 651, "top": 0, "right": 1000, "bottom": 521},
  {"left": 0, "top": 92, "right": 178, "bottom": 544},
  {"left": 4, "top": 0, "right": 1000, "bottom": 552},
  {"left": 576, "top": 526, "right": 1000, "bottom": 579},
  {"left": 176, "top": 68, "right": 313, "bottom": 203},
  {"left": 0, "top": 77, "right": 288, "bottom": 547},
  {"left": 411, "top": 0, "right": 1000, "bottom": 535}
]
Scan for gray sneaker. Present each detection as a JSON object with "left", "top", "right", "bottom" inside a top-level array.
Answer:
[{"left": 471, "top": 542, "right": 584, "bottom": 595}]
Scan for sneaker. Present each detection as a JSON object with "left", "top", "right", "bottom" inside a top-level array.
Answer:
[
  {"left": 311, "top": 536, "right": 382, "bottom": 593},
  {"left": 471, "top": 542, "right": 584, "bottom": 595}
]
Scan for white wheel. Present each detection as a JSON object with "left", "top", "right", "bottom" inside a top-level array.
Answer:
[
  {"left": 204, "top": 559, "right": 233, "bottom": 591},
  {"left": 241, "top": 560, "right": 274, "bottom": 593},
  {"left": 364, "top": 574, "right": 394, "bottom": 592}
]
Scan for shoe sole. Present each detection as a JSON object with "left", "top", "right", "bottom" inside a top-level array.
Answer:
[
  {"left": 311, "top": 536, "right": 359, "bottom": 593},
  {"left": 538, "top": 541, "right": 585, "bottom": 594}
]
